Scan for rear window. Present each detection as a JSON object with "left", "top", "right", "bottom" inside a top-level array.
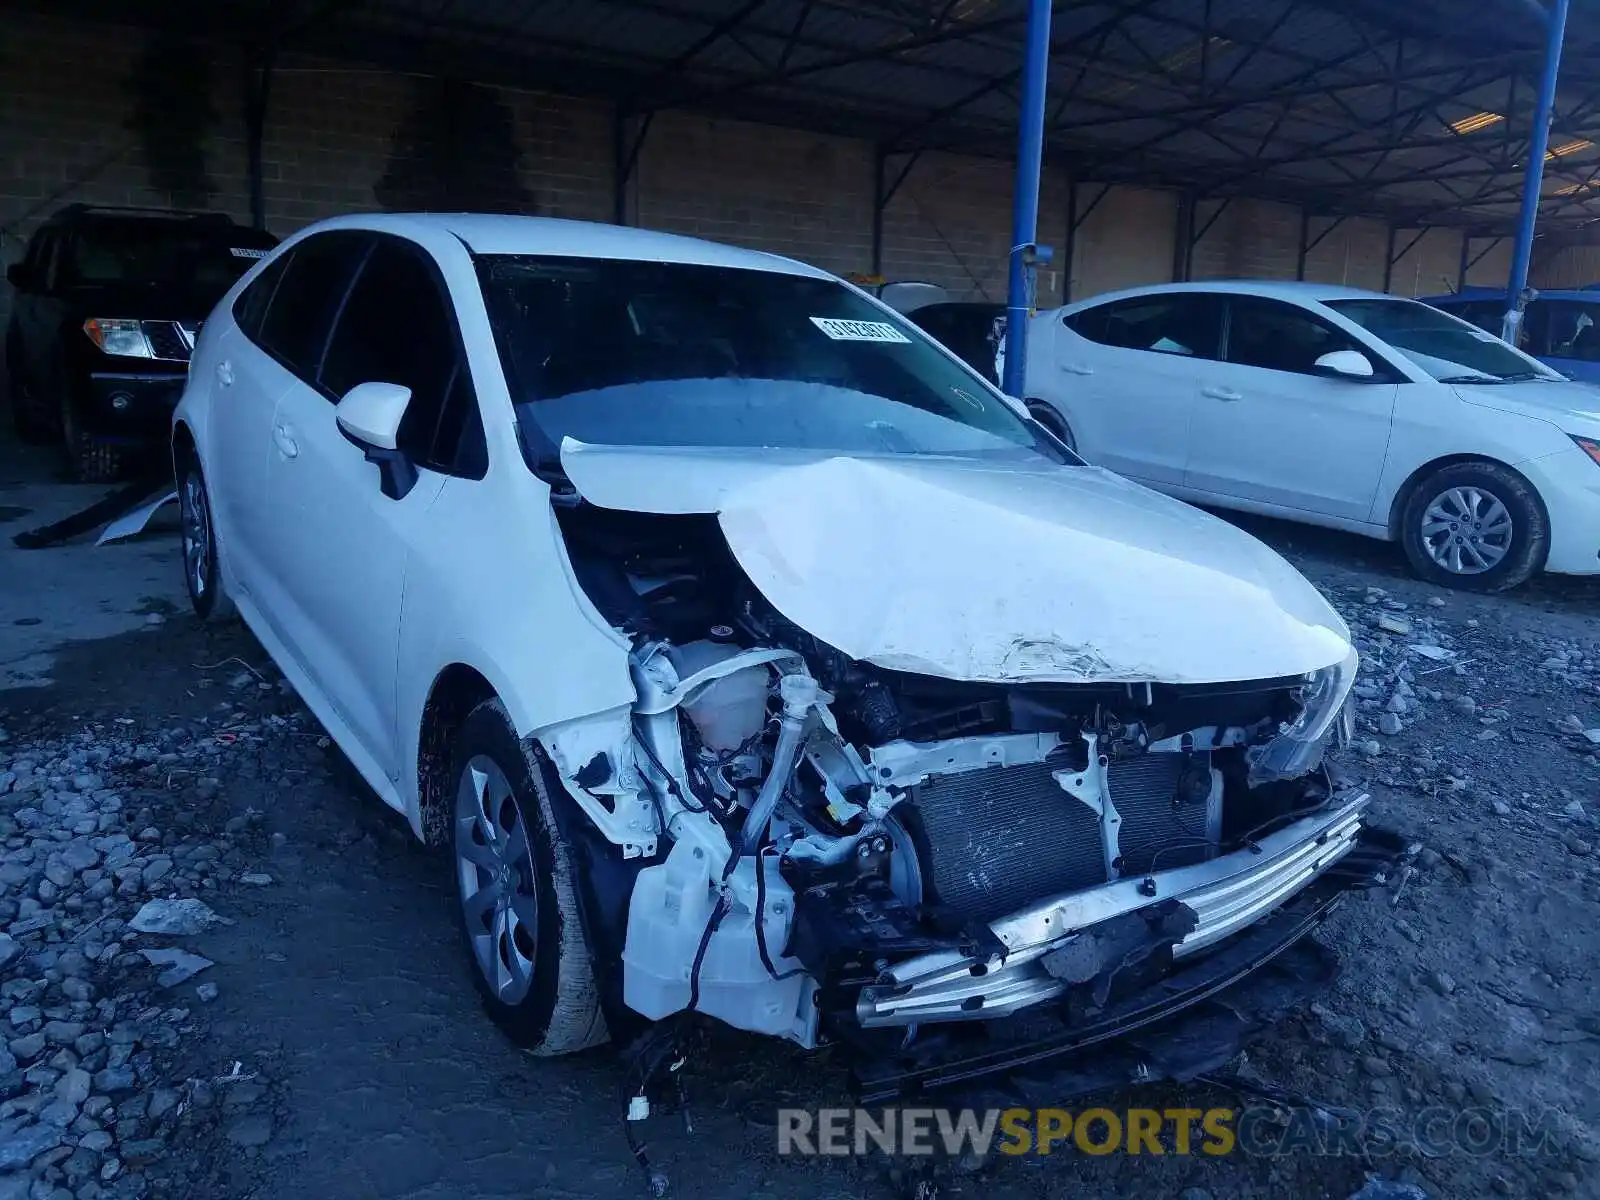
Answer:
[{"left": 59, "top": 218, "right": 278, "bottom": 303}]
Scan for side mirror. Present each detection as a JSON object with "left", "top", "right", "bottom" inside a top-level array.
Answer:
[
  {"left": 5, "top": 263, "right": 32, "bottom": 290},
  {"left": 335, "top": 382, "right": 417, "bottom": 500},
  {"left": 1313, "top": 349, "right": 1376, "bottom": 380}
]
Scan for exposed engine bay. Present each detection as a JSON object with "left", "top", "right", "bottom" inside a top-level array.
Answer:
[{"left": 542, "top": 499, "right": 1378, "bottom": 1059}]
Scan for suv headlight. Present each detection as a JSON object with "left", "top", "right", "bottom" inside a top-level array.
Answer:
[
  {"left": 82, "top": 318, "right": 154, "bottom": 359},
  {"left": 1248, "top": 645, "right": 1360, "bottom": 784}
]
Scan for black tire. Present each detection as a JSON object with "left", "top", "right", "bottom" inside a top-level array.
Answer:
[
  {"left": 6, "top": 364, "right": 59, "bottom": 445},
  {"left": 177, "top": 455, "right": 237, "bottom": 622},
  {"left": 1027, "top": 400, "right": 1077, "bottom": 454},
  {"left": 448, "top": 699, "right": 607, "bottom": 1055},
  {"left": 1398, "top": 460, "right": 1546, "bottom": 593}
]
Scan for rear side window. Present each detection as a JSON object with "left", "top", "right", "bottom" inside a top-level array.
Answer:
[
  {"left": 231, "top": 253, "right": 290, "bottom": 341},
  {"left": 319, "top": 237, "right": 486, "bottom": 478},
  {"left": 1066, "top": 294, "right": 1223, "bottom": 359},
  {"left": 256, "top": 232, "right": 369, "bottom": 380}
]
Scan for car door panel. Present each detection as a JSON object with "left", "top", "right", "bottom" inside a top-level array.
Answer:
[
  {"left": 1184, "top": 296, "right": 1398, "bottom": 522},
  {"left": 204, "top": 323, "right": 291, "bottom": 598},
  {"left": 1045, "top": 293, "right": 1223, "bottom": 485},
  {"left": 255, "top": 233, "right": 482, "bottom": 784},
  {"left": 262, "top": 377, "right": 442, "bottom": 779}
]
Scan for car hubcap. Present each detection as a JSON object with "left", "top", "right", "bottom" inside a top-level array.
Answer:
[
  {"left": 181, "top": 473, "right": 210, "bottom": 598},
  {"left": 455, "top": 756, "right": 538, "bottom": 1003},
  {"left": 1420, "top": 486, "right": 1512, "bottom": 575}
]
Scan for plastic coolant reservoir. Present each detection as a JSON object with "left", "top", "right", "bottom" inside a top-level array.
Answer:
[
  {"left": 623, "top": 842, "right": 807, "bottom": 1035},
  {"left": 667, "top": 640, "right": 770, "bottom": 753}
]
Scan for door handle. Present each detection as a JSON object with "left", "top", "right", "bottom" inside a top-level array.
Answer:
[
  {"left": 215, "top": 360, "right": 234, "bottom": 387},
  {"left": 272, "top": 422, "right": 299, "bottom": 459},
  {"left": 1202, "top": 386, "right": 1243, "bottom": 402},
  {"left": 1061, "top": 362, "right": 1095, "bottom": 376}
]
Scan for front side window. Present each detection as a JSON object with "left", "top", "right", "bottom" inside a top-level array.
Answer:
[
  {"left": 1224, "top": 296, "right": 1369, "bottom": 375},
  {"left": 320, "top": 237, "right": 485, "bottom": 476},
  {"left": 1325, "top": 297, "right": 1559, "bottom": 383},
  {"left": 1067, "top": 294, "right": 1223, "bottom": 359},
  {"left": 477, "top": 256, "right": 1069, "bottom": 465}
]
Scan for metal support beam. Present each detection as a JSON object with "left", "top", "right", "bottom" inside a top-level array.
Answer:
[
  {"left": 1001, "top": 0, "right": 1052, "bottom": 400},
  {"left": 1505, "top": 0, "right": 1571, "bottom": 342},
  {"left": 1383, "top": 226, "right": 1397, "bottom": 292},
  {"left": 871, "top": 147, "right": 921, "bottom": 276},
  {"left": 612, "top": 109, "right": 655, "bottom": 225},
  {"left": 1174, "top": 191, "right": 1197, "bottom": 281},
  {"left": 243, "top": 50, "right": 275, "bottom": 230},
  {"left": 1297, "top": 212, "right": 1348, "bottom": 279}
]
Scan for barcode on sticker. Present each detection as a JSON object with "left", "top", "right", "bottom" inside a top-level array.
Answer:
[
  {"left": 809, "top": 317, "right": 912, "bottom": 344},
  {"left": 229, "top": 247, "right": 269, "bottom": 259}
]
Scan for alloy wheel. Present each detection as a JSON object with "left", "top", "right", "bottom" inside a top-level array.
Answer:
[
  {"left": 181, "top": 472, "right": 211, "bottom": 600},
  {"left": 1419, "top": 485, "right": 1512, "bottom": 575},
  {"left": 455, "top": 756, "right": 539, "bottom": 1004}
]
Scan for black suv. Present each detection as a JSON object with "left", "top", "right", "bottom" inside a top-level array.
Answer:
[{"left": 4, "top": 206, "right": 279, "bottom": 481}]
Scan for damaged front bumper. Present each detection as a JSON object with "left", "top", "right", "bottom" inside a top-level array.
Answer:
[
  {"left": 848, "top": 810, "right": 1405, "bottom": 1101},
  {"left": 858, "top": 790, "right": 1374, "bottom": 1028}
]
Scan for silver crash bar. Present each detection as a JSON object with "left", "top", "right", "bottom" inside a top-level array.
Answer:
[{"left": 856, "top": 791, "right": 1369, "bottom": 1028}]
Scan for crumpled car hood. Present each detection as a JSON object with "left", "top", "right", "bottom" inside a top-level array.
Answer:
[{"left": 559, "top": 439, "right": 1352, "bottom": 685}]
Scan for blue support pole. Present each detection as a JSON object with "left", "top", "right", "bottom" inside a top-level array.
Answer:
[
  {"left": 1001, "top": 0, "right": 1053, "bottom": 399},
  {"left": 1503, "top": 0, "right": 1570, "bottom": 343}
]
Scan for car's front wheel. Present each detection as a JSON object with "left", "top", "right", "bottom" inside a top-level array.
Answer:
[
  {"left": 449, "top": 700, "right": 607, "bottom": 1055},
  {"left": 178, "top": 456, "right": 236, "bottom": 622},
  {"left": 1398, "top": 460, "right": 1546, "bottom": 592}
]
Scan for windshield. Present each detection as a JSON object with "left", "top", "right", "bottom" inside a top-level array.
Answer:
[
  {"left": 476, "top": 255, "right": 1066, "bottom": 465},
  {"left": 62, "top": 220, "right": 277, "bottom": 304},
  {"left": 1324, "top": 297, "right": 1557, "bottom": 382}
]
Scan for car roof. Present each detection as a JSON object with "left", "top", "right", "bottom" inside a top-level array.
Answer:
[
  {"left": 1058, "top": 279, "right": 1402, "bottom": 311},
  {"left": 297, "top": 212, "right": 832, "bottom": 279}
]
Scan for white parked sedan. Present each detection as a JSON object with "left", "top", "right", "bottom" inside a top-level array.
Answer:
[
  {"left": 1024, "top": 280, "right": 1600, "bottom": 591},
  {"left": 171, "top": 215, "right": 1396, "bottom": 1102}
]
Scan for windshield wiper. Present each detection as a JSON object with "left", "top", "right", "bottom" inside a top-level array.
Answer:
[{"left": 1437, "top": 374, "right": 1506, "bottom": 385}]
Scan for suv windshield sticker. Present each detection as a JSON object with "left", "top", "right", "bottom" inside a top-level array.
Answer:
[
  {"left": 229, "top": 247, "right": 269, "bottom": 259},
  {"left": 809, "top": 317, "right": 912, "bottom": 344}
]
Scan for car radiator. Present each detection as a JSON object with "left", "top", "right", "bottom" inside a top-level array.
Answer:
[{"left": 909, "top": 752, "right": 1215, "bottom": 923}]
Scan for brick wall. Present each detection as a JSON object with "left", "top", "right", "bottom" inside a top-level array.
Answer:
[
  {"left": 1189, "top": 197, "right": 1302, "bottom": 282},
  {"left": 634, "top": 111, "right": 873, "bottom": 280},
  {"left": 1070, "top": 185, "right": 1177, "bottom": 301}
]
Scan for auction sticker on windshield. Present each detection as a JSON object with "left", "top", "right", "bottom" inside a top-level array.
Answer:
[{"left": 810, "top": 317, "right": 912, "bottom": 344}]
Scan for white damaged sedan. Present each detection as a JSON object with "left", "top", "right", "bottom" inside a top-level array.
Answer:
[{"left": 172, "top": 213, "right": 1399, "bottom": 1099}]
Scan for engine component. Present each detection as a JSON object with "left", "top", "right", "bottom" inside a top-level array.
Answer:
[
  {"left": 666, "top": 640, "right": 769, "bottom": 753},
  {"left": 739, "top": 674, "right": 821, "bottom": 852}
]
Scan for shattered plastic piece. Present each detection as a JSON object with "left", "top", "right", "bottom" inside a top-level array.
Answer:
[
  {"left": 96, "top": 490, "right": 178, "bottom": 546},
  {"left": 1406, "top": 644, "right": 1453, "bottom": 661},
  {"left": 129, "top": 898, "right": 227, "bottom": 936},
  {"left": 140, "top": 948, "right": 214, "bottom": 987}
]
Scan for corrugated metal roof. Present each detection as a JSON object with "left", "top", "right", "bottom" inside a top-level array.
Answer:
[{"left": 28, "top": 0, "right": 1600, "bottom": 234}]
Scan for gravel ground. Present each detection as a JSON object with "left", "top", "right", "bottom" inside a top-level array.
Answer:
[{"left": 1, "top": 507, "right": 1599, "bottom": 1200}]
